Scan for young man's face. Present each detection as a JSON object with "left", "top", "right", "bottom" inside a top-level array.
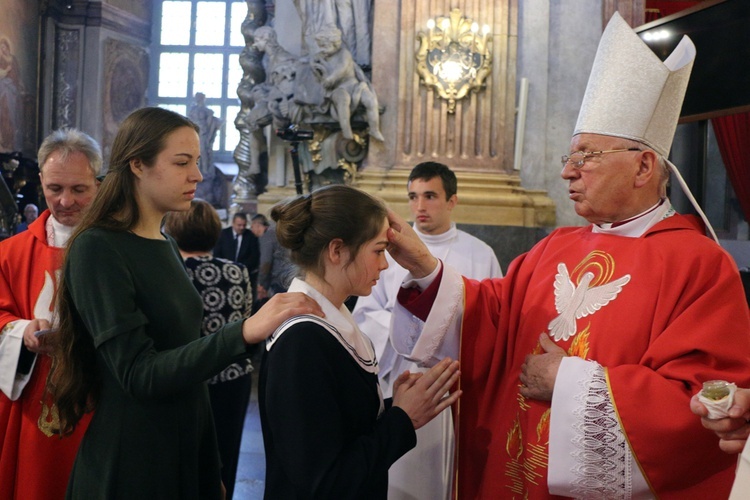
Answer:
[{"left": 407, "top": 176, "right": 456, "bottom": 235}]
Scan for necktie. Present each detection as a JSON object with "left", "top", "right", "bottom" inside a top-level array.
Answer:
[{"left": 235, "top": 234, "right": 241, "bottom": 261}]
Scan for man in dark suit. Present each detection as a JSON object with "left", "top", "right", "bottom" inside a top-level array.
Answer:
[{"left": 214, "top": 212, "right": 260, "bottom": 302}]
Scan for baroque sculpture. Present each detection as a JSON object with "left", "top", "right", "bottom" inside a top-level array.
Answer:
[
  {"left": 310, "top": 27, "right": 383, "bottom": 142},
  {"left": 189, "top": 92, "right": 228, "bottom": 207},
  {"left": 233, "top": 0, "right": 382, "bottom": 200}
]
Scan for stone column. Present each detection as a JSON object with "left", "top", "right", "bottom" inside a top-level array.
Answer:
[
  {"left": 232, "top": 0, "right": 269, "bottom": 215},
  {"left": 39, "top": 1, "right": 150, "bottom": 166}
]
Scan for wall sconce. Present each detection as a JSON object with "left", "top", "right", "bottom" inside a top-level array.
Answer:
[{"left": 416, "top": 9, "right": 492, "bottom": 113}]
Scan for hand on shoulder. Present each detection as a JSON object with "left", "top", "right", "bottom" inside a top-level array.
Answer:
[{"left": 241, "top": 292, "right": 324, "bottom": 344}]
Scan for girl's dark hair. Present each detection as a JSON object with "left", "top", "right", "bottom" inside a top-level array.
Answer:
[
  {"left": 163, "top": 199, "right": 222, "bottom": 252},
  {"left": 48, "top": 107, "right": 199, "bottom": 436},
  {"left": 271, "top": 184, "right": 387, "bottom": 278}
]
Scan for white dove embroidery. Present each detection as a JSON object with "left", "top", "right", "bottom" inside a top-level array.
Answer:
[
  {"left": 548, "top": 262, "right": 630, "bottom": 341},
  {"left": 33, "top": 270, "right": 57, "bottom": 322}
]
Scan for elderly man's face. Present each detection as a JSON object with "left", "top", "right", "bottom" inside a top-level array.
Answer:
[
  {"left": 561, "top": 133, "right": 643, "bottom": 225},
  {"left": 23, "top": 205, "right": 38, "bottom": 222},
  {"left": 39, "top": 150, "right": 98, "bottom": 227}
]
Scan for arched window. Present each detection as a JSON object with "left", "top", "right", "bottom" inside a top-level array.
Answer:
[{"left": 149, "top": 0, "right": 247, "bottom": 162}]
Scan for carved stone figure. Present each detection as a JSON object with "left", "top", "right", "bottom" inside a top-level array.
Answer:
[
  {"left": 188, "top": 92, "right": 223, "bottom": 177},
  {"left": 240, "top": 27, "right": 302, "bottom": 177},
  {"left": 189, "top": 92, "right": 227, "bottom": 207},
  {"left": 249, "top": 26, "right": 302, "bottom": 130},
  {"left": 292, "top": 0, "right": 336, "bottom": 45},
  {"left": 333, "top": 0, "right": 372, "bottom": 67},
  {"left": 232, "top": 11, "right": 382, "bottom": 198},
  {"left": 292, "top": 0, "right": 372, "bottom": 67},
  {"left": 309, "top": 27, "right": 383, "bottom": 141}
]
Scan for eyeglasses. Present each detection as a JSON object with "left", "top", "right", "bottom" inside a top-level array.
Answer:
[{"left": 561, "top": 148, "right": 641, "bottom": 169}]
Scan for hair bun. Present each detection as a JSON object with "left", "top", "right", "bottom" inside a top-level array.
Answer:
[{"left": 271, "top": 194, "right": 312, "bottom": 251}]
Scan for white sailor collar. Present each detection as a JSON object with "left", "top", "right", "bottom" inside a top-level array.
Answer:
[{"left": 267, "top": 278, "right": 379, "bottom": 374}]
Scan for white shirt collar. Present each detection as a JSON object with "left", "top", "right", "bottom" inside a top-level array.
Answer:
[
  {"left": 46, "top": 215, "right": 75, "bottom": 248},
  {"left": 593, "top": 199, "right": 675, "bottom": 238},
  {"left": 413, "top": 222, "right": 458, "bottom": 245}
]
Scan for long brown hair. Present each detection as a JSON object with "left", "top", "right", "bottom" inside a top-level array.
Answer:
[{"left": 48, "top": 107, "right": 199, "bottom": 436}]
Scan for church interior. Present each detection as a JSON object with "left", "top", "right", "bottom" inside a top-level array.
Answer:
[
  {"left": 0, "top": 0, "right": 748, "bottom": 269},
  {"left": 1, "top": 0, "right": 750, "bottom": 496}
]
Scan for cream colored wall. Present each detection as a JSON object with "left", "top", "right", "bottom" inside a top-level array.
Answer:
[
  {"left": 259, "top": 0, "right": 615, "bottom": 229},
  {"left": 517, "top": 0, "right": 604, "bottom": 228},
  {"left": 105, "top": 0, "right": 152, "bottom": 22}
]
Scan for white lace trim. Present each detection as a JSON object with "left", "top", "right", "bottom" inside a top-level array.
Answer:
[{"left": 570, "top": 364, "right": 632, "bottom": 499}]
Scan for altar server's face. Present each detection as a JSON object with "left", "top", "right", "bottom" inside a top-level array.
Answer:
[{"left": 408, "top": 177, "right": 456, "bottom": 235}]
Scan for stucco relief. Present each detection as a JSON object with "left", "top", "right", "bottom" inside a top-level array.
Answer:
[
  {"left": 102, "top": 38, "right": 148, "bottom": 167},
  {"left": 53, "top": 28, "right": 80, "bottom": 130},
  {"left": 0, "top": 36, "right": 24, "bottom": 152}
]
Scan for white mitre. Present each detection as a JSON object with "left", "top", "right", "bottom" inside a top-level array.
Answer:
[
  {"left": 574, "top": 12, "right": 719, "bottom": 242},
  {"left": 574, "top": 11, "right": 695, "bottom": 157}
]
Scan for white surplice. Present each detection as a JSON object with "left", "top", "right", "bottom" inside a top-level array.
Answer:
[{"left": 353, "top": 223, "right": 501, "bottom": 500}]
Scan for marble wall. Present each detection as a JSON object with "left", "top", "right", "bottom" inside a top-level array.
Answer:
[
  {"left": 0, "top": 0, "right": 39, "bottom": 156},
  {"left": 256, "top": 0, "right": 614, "bottom": 262},
  {"left": 517, "top": 0, "right": 605, "bottom": 228},
  {"left": 2, "top": 0, "right": 633, "bottom": 233},
  {"left": 38, "top": 1, "right": 150, "bottom": 163}
]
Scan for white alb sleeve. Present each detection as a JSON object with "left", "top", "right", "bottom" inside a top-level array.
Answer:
[
  {"left": 390, "top": 262, "right": 463, "bottom": 367},
  {"left": 0, "top": 320, "right": 37, "bottom": 400}
]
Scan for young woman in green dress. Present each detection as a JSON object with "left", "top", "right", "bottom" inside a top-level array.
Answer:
[{"left": 48, "top": 106, "right": 323, "bottom": 499}]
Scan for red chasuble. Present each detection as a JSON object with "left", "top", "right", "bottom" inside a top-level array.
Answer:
[
  {"left": 0, "top": 211, "right": 91, "bottom": 500},
  {"left": 452, "top": 215, "right": 750, "bottom": 499}
]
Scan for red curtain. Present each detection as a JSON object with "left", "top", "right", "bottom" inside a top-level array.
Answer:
[
  {"left": 645, "top": 1, "right": 700, "bottom": 20},
  {"left": 712, "top": 112, "right": 750, "bottom": 223}
]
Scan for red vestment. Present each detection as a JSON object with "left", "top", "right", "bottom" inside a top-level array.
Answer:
[
  {"left": 408, "top": 215, "right": 750, "bottom": 499},
  {"left": 0, "top": 210, "right": 91, "bottom": 499}
]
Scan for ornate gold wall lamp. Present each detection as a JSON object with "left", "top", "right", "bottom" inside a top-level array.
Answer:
[{"left": 416, "top": 9, "right": 492, "bottom": 113}]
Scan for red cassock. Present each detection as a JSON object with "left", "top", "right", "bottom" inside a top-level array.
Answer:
[
  {"left": 412, "top": 215, "right": 750, "bottom": 499},
  {"left": 0, "top": 211, "right": 91, "bottom": 500}
]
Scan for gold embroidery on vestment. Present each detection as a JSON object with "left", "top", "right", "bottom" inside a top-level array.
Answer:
[
  {"left": 506, "top": 416, "right": 523, "bottom": 460},
  {"left": 38, "top": 400, "right": 61, "bottom": 437},
  {"left": 569, "top": 323, "right": 591, "bottom": 358},
  {"left": 504, "top": 250, "right": 628, "bottom": 497}
]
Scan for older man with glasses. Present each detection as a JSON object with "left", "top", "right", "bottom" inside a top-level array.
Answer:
[{"left": 381, "top": 12, "right": 750, "bottom": 499}]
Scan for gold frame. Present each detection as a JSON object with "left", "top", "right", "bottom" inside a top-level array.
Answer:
[{"left": 415, "top": 9, "right": 493, "bottom": 113}]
